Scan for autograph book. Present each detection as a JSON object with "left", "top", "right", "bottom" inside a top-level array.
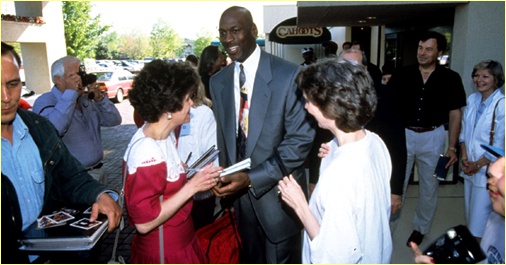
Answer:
[
  {"left": 433, "top": 155, "right": 450, "bottom": 181},
  {"left": 18, "top": 207, "right": 108, "bottom": 251}
]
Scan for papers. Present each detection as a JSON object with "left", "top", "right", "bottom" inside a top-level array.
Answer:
[
  {"left": 185, "top": 145, "right": 251, "bottom": 178},
  {"left": 186, "top": 145, "right": 220, "bottom": 179},
  {"left": 220, "top": 158, "right": 251, "bottom": 177}
]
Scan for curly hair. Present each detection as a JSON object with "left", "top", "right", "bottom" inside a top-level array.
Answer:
[
  {"left": 472, "top": 60, "right": 505, "bottom": 89},
  {"left": 129, "top": 60, "right": 199, "bottom": 123},
  {"left": 296, "top": 58, "right": 377, "bottom": 133}
]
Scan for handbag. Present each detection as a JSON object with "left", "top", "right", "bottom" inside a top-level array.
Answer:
[{"left": 196, "top": 207, "right": 243, "bottom": 264}]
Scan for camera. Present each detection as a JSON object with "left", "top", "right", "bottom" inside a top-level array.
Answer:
[
  {"left": 78, "top": 65, "right": 97, "bottom": 87},
  {"left": 423, "top": 225, "right": 486, "bottom": 264}
]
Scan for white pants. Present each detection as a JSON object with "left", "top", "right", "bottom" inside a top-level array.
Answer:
[
  {"left": 464, "top": 180, "right": 493, "bottom": 237},
  {"left": 392, "top": 126, "right": 446, "bottom": 235}
]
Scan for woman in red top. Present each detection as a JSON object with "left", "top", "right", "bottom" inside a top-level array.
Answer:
[{"left": 124, "top": 60, "right": 222, "bottom": 263}]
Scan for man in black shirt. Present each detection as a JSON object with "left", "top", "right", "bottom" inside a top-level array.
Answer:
[{"left": 388, "top": 31, "right": 466, "bottom": 247}]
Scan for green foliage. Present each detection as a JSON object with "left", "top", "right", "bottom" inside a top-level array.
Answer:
[
  {"left": 62, "top": 1, "right": 109, "bottom": 60},
  {"left": 95, "top": 32, "right": 120, "bottom": 59},
  {"left": 192, "top": 33, "right": 214, "bottom": 58},
  {"left": 149, "top": 19, "right": 184, "bottom": 58},
  {"left": 118, "top": 30, "right": 150, "bottom": 60}
]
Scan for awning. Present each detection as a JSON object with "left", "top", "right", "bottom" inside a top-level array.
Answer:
[{"left": 268, "top": 17, "right": 331, "bottom": 44}]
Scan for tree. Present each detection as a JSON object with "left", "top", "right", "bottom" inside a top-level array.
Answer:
[
  {"left": 95, "top": 32, "right": 120, "bottom": 59},
  {"left": 62, "top": 1, "right": 109, "bottom": 60},
  {"left": 149, "top": 18, "right": 184, "bottom": 58},
  {"left": 192, "top": 30, "right": 214, "bottom": 57},
  {"left": 119, "top": 30, "right": 150, "bottom": 60}
]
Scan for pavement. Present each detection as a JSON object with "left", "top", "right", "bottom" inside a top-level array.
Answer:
[{"left": 96, "top": 99, "right": 137, "bottom": 263}]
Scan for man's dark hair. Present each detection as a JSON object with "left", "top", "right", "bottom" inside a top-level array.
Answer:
[
  {"left": 1, "top": 42, "right": 21, "bottom": 67},
  {"left": 419, "top": 31, "right": 447, "bottom": 53},
  {"left": 322, "top": 41, "right": 338, "bottom": 54}
]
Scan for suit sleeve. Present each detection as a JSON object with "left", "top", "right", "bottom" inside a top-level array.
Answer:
[{"left": 248, "top": 67, "right": 315, "bottom": 198}]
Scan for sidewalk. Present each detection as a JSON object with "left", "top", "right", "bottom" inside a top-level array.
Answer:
[{"left": 96, "top": 101, "right": 137, "bottom": 263}]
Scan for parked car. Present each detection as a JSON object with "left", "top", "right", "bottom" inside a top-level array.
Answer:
[
  {"left": 90, "top": 70, "right": 134, "bottom": 103},
  {"left": 20, "top": 86, "right": 40, "bottom": 107},
  {"left": 120, "top": 60, "right": 142, "bottom": 74}
]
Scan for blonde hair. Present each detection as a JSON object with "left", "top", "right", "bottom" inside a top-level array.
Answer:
[{"left": 192, "top": 78, "right": 212, "bottom": 108}]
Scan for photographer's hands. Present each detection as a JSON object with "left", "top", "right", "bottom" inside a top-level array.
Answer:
[{"left": 88, "top": 82, "right": 104, "bottom": 101}]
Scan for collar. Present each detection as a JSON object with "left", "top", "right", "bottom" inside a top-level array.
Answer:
[
  {"left": 1, "top": 113, "right": 29, "bottom": 143},
  {"left": 235, "top": 45, "right": 261, "bottom": 73},
  {"left": 480, "top": 89, "right": 501, "bottom": 107}
]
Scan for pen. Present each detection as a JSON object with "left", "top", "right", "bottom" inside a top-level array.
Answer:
[{"left": 184, "top": 152, "right": 192, "bottom": 164}]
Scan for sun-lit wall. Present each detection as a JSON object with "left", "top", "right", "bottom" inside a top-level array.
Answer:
[{"left": 2, "top": 1, "right": 66, "bottom": 94}]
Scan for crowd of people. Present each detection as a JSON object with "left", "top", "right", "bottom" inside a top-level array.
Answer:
[{"left": 2, "top": 4, "right": 504, "bottom": 264}]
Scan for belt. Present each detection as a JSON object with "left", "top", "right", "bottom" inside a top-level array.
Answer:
[
  {"left": 87, "top": 162, "right": 103, "bottom": 171},
  {"left": 406, "top": 126, "right": 439, "bottom": 133}
]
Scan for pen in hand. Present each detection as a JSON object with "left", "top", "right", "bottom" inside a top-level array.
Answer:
[{"left": 184, "top": 152, "right": 192, "bottom": 165}]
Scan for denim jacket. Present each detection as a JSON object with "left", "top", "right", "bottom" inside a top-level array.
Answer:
[{"left": 1, "top": 109, "right": 106, "bottom": 263}]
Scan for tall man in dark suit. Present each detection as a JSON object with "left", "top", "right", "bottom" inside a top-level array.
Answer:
[{"left": 210, "top": 6, "right": 315, "bottom": 263}]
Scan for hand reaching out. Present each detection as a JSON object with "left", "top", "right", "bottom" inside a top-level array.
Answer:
[{"left": 278, "top": 175, "right": 307, "bottom": 212}]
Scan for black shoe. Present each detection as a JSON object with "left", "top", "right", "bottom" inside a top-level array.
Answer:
[{"left": 406, "top": 230, "right": 424, "bottom": 247}]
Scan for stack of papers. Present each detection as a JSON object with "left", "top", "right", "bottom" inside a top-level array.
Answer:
[{"left": 220, "top": 158, "right": 251, "bottom": 177}]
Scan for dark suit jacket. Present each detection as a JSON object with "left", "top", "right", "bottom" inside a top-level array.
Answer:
[
  {"left": 210, "top": 50, "right": 315, "bottom": 243},
  {"left": 366, "top": 82, "right": 407, "bottom": 196}
]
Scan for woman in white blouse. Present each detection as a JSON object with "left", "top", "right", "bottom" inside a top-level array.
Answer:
[
  {"left": 278, "top": 58, "right": 392, "bottom": 263},
  {"left": 459, "top": 60, "right": 505, "bottom": 242}
]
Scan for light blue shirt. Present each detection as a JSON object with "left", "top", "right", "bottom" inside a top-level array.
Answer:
[
  {"left": 2, "top": 114, "right": 44, "bottom": 231},
  {"left": 33, "top": 87, "right": 121, "bottom": 168}
]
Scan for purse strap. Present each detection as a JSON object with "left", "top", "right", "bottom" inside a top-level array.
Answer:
[
  {"left": 159, "top": 195, "right": 164, "bottom": 263},
  {"left": 489, "top": 97, "right": 504, "bottom": 145}
]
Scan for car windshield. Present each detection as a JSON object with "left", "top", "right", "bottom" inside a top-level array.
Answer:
[{"left": 95, "top": 72, "right": 113, "bottom": 81}]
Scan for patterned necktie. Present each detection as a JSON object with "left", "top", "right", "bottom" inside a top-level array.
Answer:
[{"left": 237, "top": 64, "right": 248, "bottom": 161}]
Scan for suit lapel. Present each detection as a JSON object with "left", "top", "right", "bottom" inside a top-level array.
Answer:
[
  {"left": 247, "top": 52, "right": 273, "bottom": 156},
  {"left": 216, "top": 66, "right": 238, "bottom": 163}
]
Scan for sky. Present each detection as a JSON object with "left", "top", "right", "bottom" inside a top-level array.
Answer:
[{"left": 90, "top": 1, "right": 296, "bottom": 39}]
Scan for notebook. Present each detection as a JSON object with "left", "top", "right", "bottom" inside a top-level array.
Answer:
[{"left": 18, "top": 207, "right": 109, "bottom": 251}]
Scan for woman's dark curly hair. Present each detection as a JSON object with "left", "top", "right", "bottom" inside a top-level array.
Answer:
[
  {"left": 129, "top": 60, "right": 199, "bottom": 123},
  {"left": 296, "top": 58, "right": 377, "bottom": 133}
]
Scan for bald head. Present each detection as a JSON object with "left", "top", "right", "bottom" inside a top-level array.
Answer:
[
  {"left": 221, "top": 6, "right": 254, "bottom": 27},
  {"left": 219, "top": 6, "right": 258, "bottom": 63}
]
